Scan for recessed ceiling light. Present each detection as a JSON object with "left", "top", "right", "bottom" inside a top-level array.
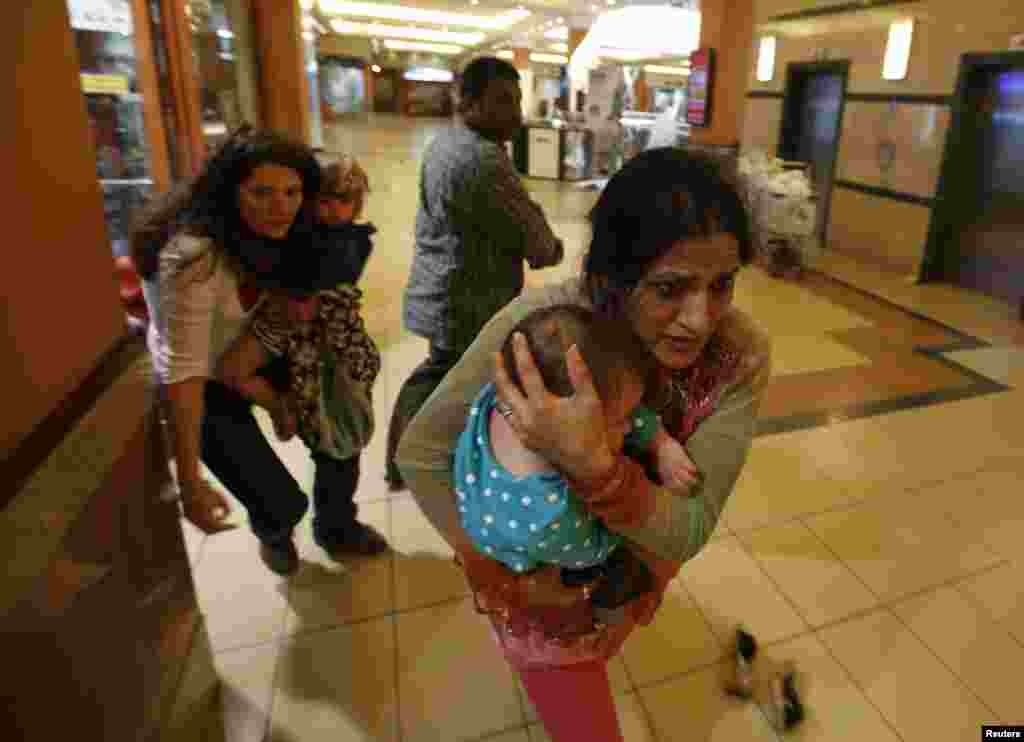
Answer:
[
  {"left": 331, "top": 19, "right": 485, "bottom": 45},
  {"left": 371, "top": 64, "right": 382, "bottom": 72},
  {"left": 382, "top": 39, "right": 465, "bottom": 54},
  {"left": 320, "top": 1, "right": 526, "bottom": 29}
]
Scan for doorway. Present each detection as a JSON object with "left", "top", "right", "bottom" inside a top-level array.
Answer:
[
  {"left": 923, "top": 52, "right": 1024, "bottom": 315},
  {"left": 777, "top": 61, "right": 850, "bottom": 247}
]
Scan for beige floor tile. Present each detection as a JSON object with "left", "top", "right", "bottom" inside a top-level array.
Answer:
[
  {"left": 181, "top": 519, "right": 206, "bottom": 567},
  {"left": 678, "top": 536, "right": 808, "bottom": 646},
  {"left": 214, "top": 642, "right": 282, "bottom": 742},
  {"left": 749, "top": 634, "right": 899, "bottom": 741},
  {"left": 391, "top": 495, "right": 470, "bottom": 610},
  {"left": 737, "top": 521, "right": 878, "bottom": 628},
  {"left": 817, "top": 609, "right": 997, "bottom": 740},
  {"left": 284, "top": 501, "right": 393, "bottom": 635},
  {"left": 957, "top": 562, "right": 1024, "bottom": 644},
  {"left": 526, "top": 693, "right": 654, "bottom": 741},
  {"left": 930, "top": 467, "right": 1024, "bottom": 562},
  {"left": 269, "top": 616, "right": 398, "bottom": 742},
  {"left": 486, "top": 729, "right": 531, "bottom": 742},
  {"left": 893, "top": 586, "right": 1024, "bottom": 723},
  {"left": 619, "top": 583, "right": 723, "bottom": 688},
  {"left": 517, "top": 656, "right": 632, "bottom": 724},
  {"left": 721, "top": 438, "right": 861, "bottom": 531},
  {"left": 396, "top": 598, "right": 524, "bottom": 742},
  {"left": 803, "top": 491, "right": 1003, "bottom": 603},
  {"left": 945, "top": 346, "right": 1024, "bottom": 388},
  {"left": 193, "top": 528, "right": 291, "bottom": 652},
  {"left": 640, "top": 662, "right": 781, "bottom": 741},
  {"left": 769, "top": 334, "right": 869, "bottom": 376}
]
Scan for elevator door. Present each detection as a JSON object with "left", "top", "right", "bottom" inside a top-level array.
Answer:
[
  {"left": 955, "top": 66, "right": 1024, "bottom": 307},
  {"left": 779, "top": 63, "right": 848, "bottom": 246}
]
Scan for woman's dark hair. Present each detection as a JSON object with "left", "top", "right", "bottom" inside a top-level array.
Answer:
[
  {"left": 131, "top": 126, "right": 322, "bottom": 280},
  {"left": 501, "top": 304, "right": 655, "bottom": 402},
  {"left": 459, "top": 56, "right": 520, "bottom": 104},
  {"left": 582, "top": 147, "right": 753, "bottom": 316}
]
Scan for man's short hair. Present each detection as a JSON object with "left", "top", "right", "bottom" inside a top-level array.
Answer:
[
  {"left": 500, "top": 304, "right": 655, "bottom": 402},
  {"left": 460, "top": 56, "right": 520, "bottom": 103}
]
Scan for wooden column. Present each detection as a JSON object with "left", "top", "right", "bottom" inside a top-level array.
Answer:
[
  {"left": 633, "top": 68, "right": 650, "bottom": 112},
  {"left": 159, "top": 0, "right": 206, "bottom": 174},
  {"left": 513, "top": 47, "right": 530, "bottom": 70},
  {"left": 688, "top": 0, "right": 754, "bottom": 147},
  {"left": 130, "top": 0, "right": 172, "bottom": 189},
  {"left": 3, "top": 0, "right": 124, "bottom": 457},
  {"left": 251, "top": 0, "right": 311, "bottom": 143}
]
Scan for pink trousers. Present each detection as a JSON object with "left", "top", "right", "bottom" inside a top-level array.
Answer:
[{"left": 491, "top": 616, "right": 636, "bottom": 741}]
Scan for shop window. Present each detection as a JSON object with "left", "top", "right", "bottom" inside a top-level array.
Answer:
[
  {"left": 69, "top": 0, "right": 166, "bottom": 259},
  {"left": 186, "top": 0, "right": 261, "bottom": 153}
]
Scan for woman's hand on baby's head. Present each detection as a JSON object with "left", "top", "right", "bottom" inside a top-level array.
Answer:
[{"left": 493, "top": 334, "right": 617, "bottom": 486}]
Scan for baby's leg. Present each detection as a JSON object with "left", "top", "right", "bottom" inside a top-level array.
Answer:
[{"left": 219, "top": 331, "right": 296, "bottom": 441}]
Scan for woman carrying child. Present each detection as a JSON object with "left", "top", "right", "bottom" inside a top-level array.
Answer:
[{"left": 397, "top": 148, "right": 772, "bottom": 740}]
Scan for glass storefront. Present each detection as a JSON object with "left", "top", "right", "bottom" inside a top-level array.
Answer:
[
  {"left": 70, "top": 0, "right": 162, "bottom": 256},
  {"left": 186, "top": 0, "right": 260, "bottom": 153}
]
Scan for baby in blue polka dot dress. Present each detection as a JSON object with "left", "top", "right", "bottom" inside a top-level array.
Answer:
[{"left": 454, "top": 305, "right": 698, "bottom": 592}]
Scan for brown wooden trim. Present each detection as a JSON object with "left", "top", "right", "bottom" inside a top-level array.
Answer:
[
  {"left": 130, "top": 0, "right": 172, "bottom": 191},
  {"left": 0, "top": 334, "right": 148, "bottom": 510},
  {"left": 159, "top": 0, "right": 205, "bottom": 175}
]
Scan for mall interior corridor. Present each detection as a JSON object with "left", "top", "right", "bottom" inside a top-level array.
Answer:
[{"left": 167, "top": 115, "right": 1024, "bottom": 742}]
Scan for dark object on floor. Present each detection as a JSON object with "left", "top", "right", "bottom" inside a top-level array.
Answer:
[
  {"left": 725, "top": 627, "right": 758, "bottom": 698},
  {"left": 385, "top": 476, "right": 406, "bottom": 492},
  {"left": 770, "top": 662, "right": 805, "bottom": 732},
  {"left": 260, "top": 539, "right": 299, "bottom": 576}
]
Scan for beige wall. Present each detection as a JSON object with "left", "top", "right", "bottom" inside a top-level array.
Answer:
[
  {"left": 740, "top": 0, "right": 1024, "bottom": 275},
  {"left": 750, "top": 0, "right": 1024, "bottom": 95},
  {"left": 829, "top": 188, "right": 933, "bottom": 276}
]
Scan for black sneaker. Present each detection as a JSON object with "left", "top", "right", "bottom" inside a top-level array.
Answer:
[
  {"left": 319, "top": 523, "right": 390, "bottom": 559},
  {"left": 259, "top": 539, "right": 299, "bottom": 576}
]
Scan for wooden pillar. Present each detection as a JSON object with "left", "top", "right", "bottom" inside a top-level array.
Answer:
[
  {"left": 513, "top": 47, "right": 530, "bottom": 70},
  {"left": 688, "top": 0, "right": 754, "bottom": 147},
  {"left": 364, "top": 65, "right": 375, "bottom": 113},
  {"left": 633, "top": 68, "right": 650, "bottom": 112},
  {"left": 251, "top": 0, "right": 311, "bottom": 143},
  {"left": 130, "top": 0, "right": 172, "bottom": 190},
  {"left": 4, "top": 0, "right": 125, "bottom": 456},
  {"left": 158, "top": 0, "right": 205, "bottom": 175}
]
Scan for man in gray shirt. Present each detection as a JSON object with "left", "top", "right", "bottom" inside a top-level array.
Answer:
[{"left": 386, "top": 56, "right": 564, "bottom": 489}]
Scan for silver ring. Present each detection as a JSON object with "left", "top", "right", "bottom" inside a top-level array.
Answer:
[{"left": 495, "top": 401, "right": 514, "bottom": 419}]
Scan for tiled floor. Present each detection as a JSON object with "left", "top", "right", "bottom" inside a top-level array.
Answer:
[{"left": 183, "top": 115, "right": 1024, "bottom": 740}]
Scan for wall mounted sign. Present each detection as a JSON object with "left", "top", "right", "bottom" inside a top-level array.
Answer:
[
  {"left": 80, "top": 73, "right": 130, "bottom": 95},
  {"left": 67, "top": 0, "right": 133, "bottom": 36},
  {"left": 685, "top": 47, "right": 715, "bottom": 127}
]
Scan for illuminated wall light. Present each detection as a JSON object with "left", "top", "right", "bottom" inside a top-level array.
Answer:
[
  {"left": 404, "top": 67, "right": 455, "bottom": 82},
  {"left": 756, "top": 35, "right": 776, "bottom": 82},
  {"left": 530, "top": 52, "right": 569, "bottom": 64},
  {"left": 302, "top": 31, "right": 315, "bottom": 41},
  {"left": 496, "top": 50, "right": 515, "bottom": 60},
  {"left": 644, "top": 64, "right": 691, "bottom": 76},
  {"left": 883, "top": 18, "right": 914, "bottom": 80},
  {"left": 319, "top": 1, "right": 525, "bottom": 29},
  {"left": 371, "top": 64, "right": 382, "bottom": 72},
  {"left": 549, "top": 42, "right": 568, "bottom": 53},
  {"left": 382, "top": 40, "right": 465, "bottom": 54},
  {"left": 331, "top": 20, "right": 484, "bottom": 45},
  {"left": 216, "top": 28, "right": 234, "bottom": 39},
  {"left": 300, "top": 0, "right": 316, "bottom": 10}
]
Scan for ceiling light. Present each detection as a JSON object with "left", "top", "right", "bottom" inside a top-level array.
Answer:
[
  {"left": 644, "top": 64, "right": 690, "bottom": 75},
  {"left": 404, "top": 67, "right": 455, "bottom": 82},
  {"left": 319, "top": 1, "right": 528, "bottom": 29},
  {"left": 530, "top": 52, "right": 568, "bottom": 64},
  {"left": 382, "top": 40, "right": 465, "bottom": 54},
  {"left": 331, "top": 20, "right": 484, "bottom": 45},
  {"left": 471, "top": 0, "right": 479, "bottom": 4},
  {"left": 302, "top": 31, "right": 315, "bottom": 41},
  {"left": 544, "top": 26, "right": 568, "bottom": 40},
  {"left": 371, "top": 64, "right": 382, "bottom": 72},
  {"left": 496, "top": 50, "right": 514, "bottom": 60},
  {"left": 549, "top": 42, "right": 568, "bottom": 52},
  {"left": 300, "top": 0, "right": 316, "bottom": 10}
]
